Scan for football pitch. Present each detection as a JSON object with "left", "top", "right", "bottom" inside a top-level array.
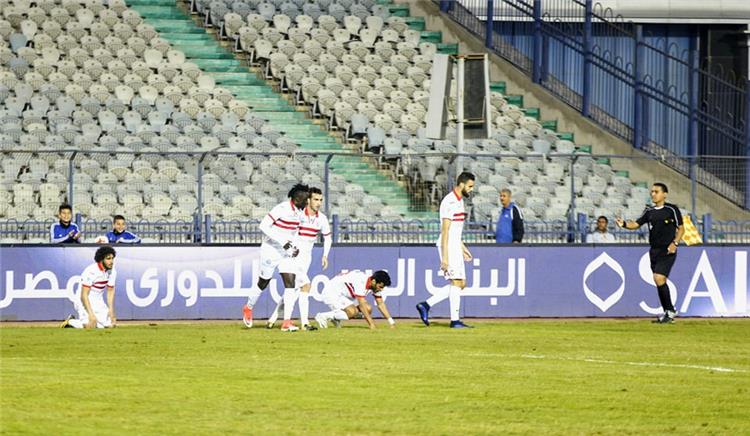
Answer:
[{"left": 1, "top": 319, "right": 749, "bottom": 435}]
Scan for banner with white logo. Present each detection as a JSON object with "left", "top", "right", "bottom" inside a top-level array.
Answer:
[{"left": 0, "top": 246, "right": 747, "bottom": 320}]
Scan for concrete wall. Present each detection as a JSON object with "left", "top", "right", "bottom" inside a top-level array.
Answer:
[{"left": 404, "top": 0, "right": 750, "bottom": 221}]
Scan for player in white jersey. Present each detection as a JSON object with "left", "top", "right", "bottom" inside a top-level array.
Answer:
[
  {"left": 269, "top": 187, "right": 332, "bottom": 331},
  {"left": 242, "top": 184, "right": 310, "bottom": 331},
  {"left": 61, "top": 246, "right": 117, "bottom": 329},
  {"left": 314, "top": 270, "right": 395, "bottom": 330},
  {"left": 415, "top": 172, "right": 475, "bottom": 328}
]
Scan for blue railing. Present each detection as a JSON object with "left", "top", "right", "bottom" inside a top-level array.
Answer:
[
  {"left": 1, "top": 215, "right": 748, "bottom": 244},
  {"left": 438, "top": 0, "right": 749, "bottom": 208}
]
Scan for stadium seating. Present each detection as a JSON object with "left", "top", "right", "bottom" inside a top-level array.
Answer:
[
  {"left": 0, "top": 0, "right": 684, "bottom": 244},
  {"left": 193, "top": 0, "right": 658, "bottom": 224}
]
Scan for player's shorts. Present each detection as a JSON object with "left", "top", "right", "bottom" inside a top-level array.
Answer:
[
  {"left": 323, "top": 294, "right": 358, "bottom": 311},
  {"left": 437, "top": 245, "right": 465, "bottom": 280},
  {"left": 259, "top": 242, "right": 287, "bottom": 279},
  {"left": 649, "top": 248, "right": 677, "bottom": 277},
  {"left": 278, "top": 251, "right": 312, "bottom": 287},
  {"left": 72, "top": 290, "right": 112, "bottom": 328},
  {"left": 321, "top": 282, "right": 358, "bottom": 310}
]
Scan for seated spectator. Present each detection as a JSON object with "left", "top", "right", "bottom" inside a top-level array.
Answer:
[
  {"left": 105, "top": 215, "right": 141, "bottom": 244},
  {"left": 50, "top": 204, "right": 81, "bottom": 244},
  {"left": 586, "top": 215, "right": 616, "bottom": 243}
]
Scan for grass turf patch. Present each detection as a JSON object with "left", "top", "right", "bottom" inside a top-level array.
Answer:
[{"left": 2, "top": 319, "right": 749, "bottom": 434}]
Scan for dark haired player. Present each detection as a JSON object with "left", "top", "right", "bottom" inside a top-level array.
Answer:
[
  {"left": 61, "top": 246, "right": 117, "bottom": 329},
  {"left": 269, "top": 187, "right": 332, "bottom": 331},
  {"left": 616, "top": 182, "right": 684, "bottom": 324},
  {"left": 242, "top": 184, "right": 310, "bottom": 330},
  {"left": 314, "top": 270, "right": 394, "bottom": 330},
  {"left": 416, "top": 172, "right": 476, "bottom": 328}
]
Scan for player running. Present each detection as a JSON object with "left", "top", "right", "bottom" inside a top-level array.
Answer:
[
  {"left": 61, "top": 246, "right": 117, "bottom": 329},
  {"left": 314, "top": 270, "right": 394, "bottom": 330},
  {"left": 268, "top": 187, "right": 332, "bottom": 331},
  {"left": 415, "top": 172, "right": 475, "bottom": 328},
  {"left": 242, "top": 184, "right": 310, "bottom": 331}
]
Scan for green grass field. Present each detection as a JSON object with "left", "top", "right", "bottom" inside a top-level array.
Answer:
[{"left": 2, "top": 319, "right": 749, "bottom": 435}]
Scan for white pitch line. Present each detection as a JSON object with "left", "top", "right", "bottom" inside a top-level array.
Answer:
[{"left": 520, "top": 354, "right": 747, "bottom": 373}]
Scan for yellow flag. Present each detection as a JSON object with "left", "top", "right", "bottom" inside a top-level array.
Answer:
[{"left": 681, "top": 215, "right": 703, "bottom": 246}]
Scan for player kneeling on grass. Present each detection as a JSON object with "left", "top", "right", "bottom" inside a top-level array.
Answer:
[
  {"left": 314, "top": 270, "right": 394, "bottom": 330},
  {"left": 61, "top": 246, "right": 117, "bottom": 329}
]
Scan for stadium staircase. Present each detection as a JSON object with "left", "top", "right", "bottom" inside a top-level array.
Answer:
[{"left": 124, "top": 0, "right": 434, "bottom": 219}]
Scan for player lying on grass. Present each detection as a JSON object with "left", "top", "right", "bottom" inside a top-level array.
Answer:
[
  {"left": 61, "top": 246, "right": 117, "bottom": 329},
  {"left": 314, "top": 270, "right": 394, "bottom": 330}
]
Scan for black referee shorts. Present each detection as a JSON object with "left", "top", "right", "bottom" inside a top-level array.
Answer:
[{"left": 649, "top": 248, "right": 677, "bottom": 277}]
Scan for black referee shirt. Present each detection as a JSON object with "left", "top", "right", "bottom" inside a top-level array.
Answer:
[{"left": 636, "top": 203, "right": 683, "bottom": 249}]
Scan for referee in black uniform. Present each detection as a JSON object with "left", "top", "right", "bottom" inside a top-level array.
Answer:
[{"left": 616, "top": 183, "right": 684, "bottom": 323}]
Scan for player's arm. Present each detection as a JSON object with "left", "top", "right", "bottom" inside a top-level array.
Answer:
[
  {"left": 80, "top": 285, "right": 97, "bottom": 329},
  {"left": 259, "top": 213, "right": 295, "bottom": 253},
  {"left": 321, "top": 233, "right": 332, "bottom": 270},
  {"left": 440, "top": 218, "right": 451, "bottom": 271},
  {"left": 374, "top": 296, "right": 395, "bottom": 329},
  {"left": 461, "top": 241, "right": 472, "bottom": 261},
  {"left": 357, "top": 296, "right": 376, "bottom": 329},
  {"left": 107, "top": 286, "right": 116, "bottom": 327}
]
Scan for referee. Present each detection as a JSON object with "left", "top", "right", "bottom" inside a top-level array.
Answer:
[{"left": 616, "top": 183, "right": 684, "bottom": 324}]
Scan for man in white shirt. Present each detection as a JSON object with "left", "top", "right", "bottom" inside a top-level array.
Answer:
[
  {"left": 415, "top": 172, "right": 475, "bottom": 328},
  {"left": 242, "top": 184, "right": 309, "bottom": 330},
  {"left": 269, "top": 187, "right": 332, "bottom": 331},
  {"left": 314, "top": 270, "right": 394, "bottom": 330},
  {"left": 61, "top": 246, "right": 117, "bottom": 329},
  {"left": 586, "top": 215, "right": 616, "bottom": 243}
]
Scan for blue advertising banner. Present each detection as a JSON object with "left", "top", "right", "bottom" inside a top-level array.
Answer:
[{"left": 1, "top": 245, "right": 748, "bottom": 321}]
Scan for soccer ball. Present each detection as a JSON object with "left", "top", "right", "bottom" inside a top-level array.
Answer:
[{"left": 94, "top": 235, "right": 108, "bottom": 244}]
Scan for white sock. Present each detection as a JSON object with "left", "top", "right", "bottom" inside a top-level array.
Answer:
[
  {"left": 268, "top": 299, "right": 283, "bottom": 325},
  {"left": 448, "top": 285, "right": 461, "bottom": 321},
  {"left": 68, "top": 319, "right": 84, "bottom": 329},
  {"left": 246, "top": 285, "right": 262, "bottom": 308},
  {"left": 282, "top": 288, "right": 297, "bottom": 321},
  {"left": 298, "top": 292, "right": 310, "bottom": 325},
  {"left": 332, "top": 309, "right": 349, "bottom": 321},
  {"left": 320, "top": 309, "right": 349, "bottom": 321},
  {"left": 426, "top": 286, "right": 450, "bottom": 307}
]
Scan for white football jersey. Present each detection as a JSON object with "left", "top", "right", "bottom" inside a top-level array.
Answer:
[
  {"left": 328, "top": 270, "right": 380, "bottom": 300},
  {"left": 296, "top": 207, "right": 332, "bottom": 250},
  {"left": 437, "top": 189, "right": 466, "bottom": 247},
  {"left": 264, "top": 200, "right": 303, "bottom": 246},
  {"left": 80, "top": 262, "right": 117, "bottom": 294}
]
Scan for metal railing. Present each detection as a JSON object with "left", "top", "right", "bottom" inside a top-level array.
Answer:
[
  {"left": 437, "top": 0, "right": 749, "bottom": 209},
  {"left": 4, "top": 214, "right": 750, "bottom": 244},
  {"left": 2, "top": 149, "right": 750, "bottom": 243}
]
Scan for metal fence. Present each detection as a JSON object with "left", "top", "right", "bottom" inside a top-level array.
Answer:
[
  {"left": 437, "top": 0, "right": 749, "bottom": 209},
  {"left": 2, "top": 149, "right": 750, "bottom": 243},
  {"left": 4, "top": 213, "right": 750, "bottom": 244}
]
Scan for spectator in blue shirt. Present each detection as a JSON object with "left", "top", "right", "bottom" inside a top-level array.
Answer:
[
  {"left": 495, "top": 189, "right": 524, "bottom": 243},
  {"left": 49, "top": 204, "right": 81, "bottom": 244},
  {"left": 105, "top": 215, "right": 141, "bottom": 244}
]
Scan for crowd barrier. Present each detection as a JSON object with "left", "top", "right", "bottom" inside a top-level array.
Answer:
[{"left": 1, "top": 245, "right": 747, "bottom": 321}]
